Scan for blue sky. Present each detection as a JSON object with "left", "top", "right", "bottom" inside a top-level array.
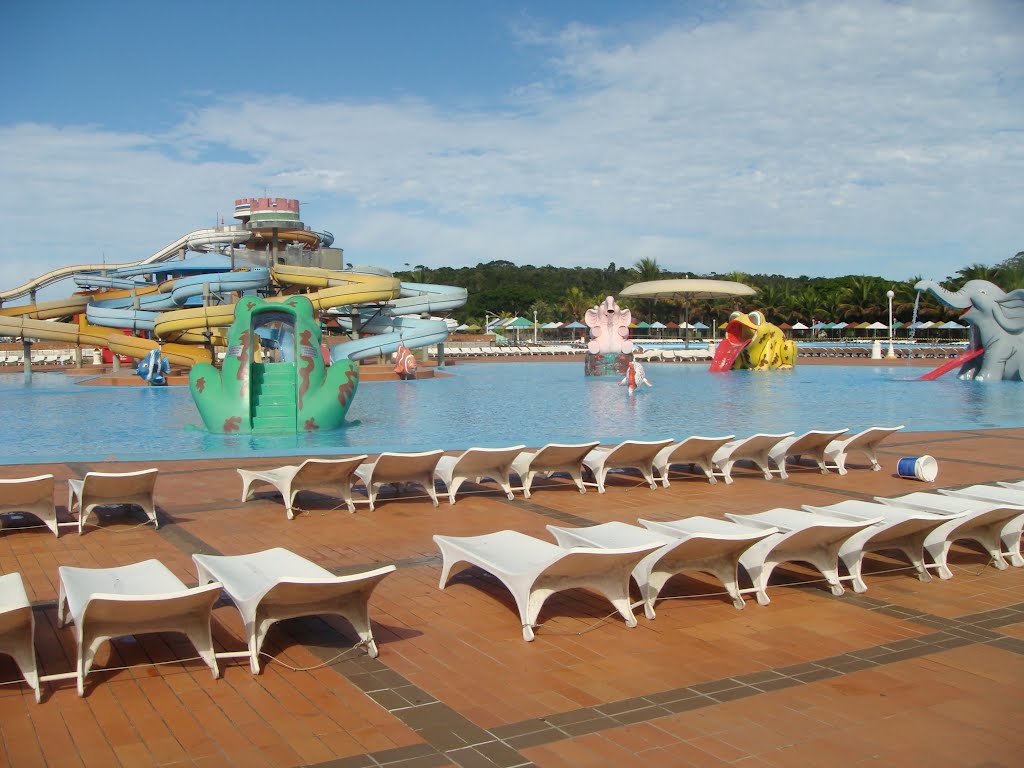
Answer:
[{"left": 3, "top": 0, "right": 1022, "bottom": 296}]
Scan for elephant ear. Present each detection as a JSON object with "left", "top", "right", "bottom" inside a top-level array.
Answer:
[{"left": 995, "top": 289, "right": 1024, "bottom": 333}]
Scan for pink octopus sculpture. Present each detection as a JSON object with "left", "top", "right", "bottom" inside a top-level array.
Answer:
[{"left": 585, "top": 296, "right": 634, "bottom": 355}]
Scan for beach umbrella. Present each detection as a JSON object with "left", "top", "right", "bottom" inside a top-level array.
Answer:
[
  {"left": 693, "top": 321, "right": 709, "bottom": 329},
  {"left": 649, "top": 320, "right": 667, "bottom": 338},
  {"left": 505, "top": 315, "right": 534, "bottom": 341},
  {"left": 620, "top": 278, "right": 757, "bottom": 348},
  {"left": 791, "top": 321, "right": 809, "bottom": 329},
  {"left": 463, "top": 323, "right": 481, "bottom": 332},
  {"left": 564, "top": 320, "right": 587, "bottom": 340}
]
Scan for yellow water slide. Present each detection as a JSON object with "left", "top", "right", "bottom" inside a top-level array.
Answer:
[
  {"left": 0, "top": 314, "right": 212, "bottom": 367},
  {"left": 0, "top": 266, "right": 401, "bottom": 368}
]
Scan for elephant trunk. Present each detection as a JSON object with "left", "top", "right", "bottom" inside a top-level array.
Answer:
[{"left": 914, "top": 280, "right": 970, "bottom": 310}]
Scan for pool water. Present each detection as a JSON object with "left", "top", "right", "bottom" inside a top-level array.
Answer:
[{"left": 3, "top": 363, "right": 1023, "bottom": 465}]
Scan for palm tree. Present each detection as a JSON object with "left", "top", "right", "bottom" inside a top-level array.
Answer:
[
  {"left": 562, "top": 287, "right": 592, "bottom": 323},
  {"left": 837, "top": 275, "right": 886, "bottom": 323},
  {"left": 627, "top": 258, "right": 663, "bottom": 321},
  {"left": 628, "top": 257, "right": 663, "bottom": 283},
  {"left": 950, "top": 263, "right": 1001, "bottom": 290},
  {"left": 791, "top": 286, "right": 823, "bottom": 326}
]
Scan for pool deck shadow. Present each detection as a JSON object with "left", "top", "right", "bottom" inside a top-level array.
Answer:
[{"left": 0, "top": 427, "right": 1022, "bottom": 767}]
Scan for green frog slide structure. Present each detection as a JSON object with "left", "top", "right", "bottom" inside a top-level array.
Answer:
[{"left": 189, "top": 265, "right": 467, "bottom": 433}]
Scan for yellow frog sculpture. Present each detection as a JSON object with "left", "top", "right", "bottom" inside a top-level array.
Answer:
[{"left": 710, "top": 311, "right": 797, "bottom": 371}]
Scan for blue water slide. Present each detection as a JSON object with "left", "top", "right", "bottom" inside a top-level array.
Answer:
[
  {"left": 85, "top": 269, "right": 271, "bottom": 331},
  {"left": 329, "top": 280, "right": 467, "bottom": 362}
]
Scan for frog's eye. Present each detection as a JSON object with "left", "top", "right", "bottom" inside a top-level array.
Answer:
[
  {"left": 748, "top": 311, "right": 764, "bottom": 326},
  {"left": 729, "top": 311, "right": 742, "bottom": 321}
]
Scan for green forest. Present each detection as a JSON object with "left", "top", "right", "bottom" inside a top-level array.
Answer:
[{"left": 398, "top": 251, "right": 1024, "bottom": 327}]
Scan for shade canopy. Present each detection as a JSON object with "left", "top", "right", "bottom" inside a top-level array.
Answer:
[
  {"left": 564, "top": 321, "right": 587, "bottom": 329},
  {"left": 791, "top": 322, "right": 809, "bottom": 330},
  {"left": 865, "top": 321, "right": 888, "bottom": 330},
  {"left": 505, "top": 316, "right": 534, "bottom": 328},
  {"left": 619, "top": 278, "right": 757, "bottom": 300},
  {"left": 649, "top": 321, "right": 667, "bottom": 329},
  {"left": 692, "top": 321, "right": 710, "bottom": 329}
]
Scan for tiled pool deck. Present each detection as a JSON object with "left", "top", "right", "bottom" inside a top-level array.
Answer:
[{"left": 1, "top": 422, "right": 1022, "bottom": 766}]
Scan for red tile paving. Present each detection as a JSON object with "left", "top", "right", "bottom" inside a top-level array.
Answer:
[{"left": 0, "top": 371, "right": 1022, "bottom": 766}]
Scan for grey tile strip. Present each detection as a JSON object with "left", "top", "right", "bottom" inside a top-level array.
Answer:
[
  {"left": 495, "top": 494, "right": 595, "bottom": 527},
  {"left": 486, "top": 601, "right": 1024, "bottom": 749}
]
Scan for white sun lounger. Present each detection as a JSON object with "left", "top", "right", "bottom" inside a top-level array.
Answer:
[
  {"left": 802, "top": 499, "right": 965, "bottom": 592},
  {"left": 0, "top": 474, "right": 58, "bottom": 537},
  {"left": 725, "top": 507, "right": 883, "bottom": 604},
  {"left": 938, "top": 484, "right": 1024, "bottom": 567},
  {"left": 767, "top": 429, "right": 850, "bottom": 477},
  {"left": 711, "top": 433, "right": 795, "bottom": 483},
  {"left": 433, "top": 445, "right": 527, "bottom": 505},
  {"left": 353, "top": 450, "right": 443, "bottom": 511},
  {"left": 652, "top": 435, "right": 735, "bottom": 486},
  {"left": 0, "top": 573, "right": 41, "bottom": 702},
  {"left": 582, "top": 438, "right": 674, "bottom": 493},
  {"left": 434, "top": 530, "right": 660, "bottom": 641},
  {"left": 68, "top": 468, "right": 159, "bottom": 533},
  {"left": 510, "top": 442, "right": 599, "bottom": 498},
  {"left": 823, "top": 425, "right": 905, "bottom": 474},
  {"left": 875, "top": 491, "right": 1024, "bottom": 578},
  {"left": 549, "top": 518, "right": 777, "bottom": 618},
  {"left": 193, "top": 548, "right": 396, "bottom": 673},
  {"left": 57, "top": 560, "right": 222, "bottom": 695},
  {"left": 238, "top": 455, "right": 368, "bottom": 518}
]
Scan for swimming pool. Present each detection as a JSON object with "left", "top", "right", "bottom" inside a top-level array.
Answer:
[{"left": 3, "top": 363, "right": 1023, "bottom": 465}]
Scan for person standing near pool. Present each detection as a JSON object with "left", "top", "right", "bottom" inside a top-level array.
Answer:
[
  {"left": 619, "top": 360, "right": 652, "bottom": 394},
  {"left": 392, "top": 344, "right": 418, "bottom": 380}
]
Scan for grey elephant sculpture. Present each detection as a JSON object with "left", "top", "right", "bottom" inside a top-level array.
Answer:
[{"left": 914, "top": 279, "right": 1024, "bottom": 381}]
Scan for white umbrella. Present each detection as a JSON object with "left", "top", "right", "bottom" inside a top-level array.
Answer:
[{"left": 620, "top": 278, "right": 757, "bottom": 348}]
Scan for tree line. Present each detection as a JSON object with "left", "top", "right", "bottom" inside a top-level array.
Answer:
[{"left": 399, "top": 251, "right": 1024, "bottom": 327}]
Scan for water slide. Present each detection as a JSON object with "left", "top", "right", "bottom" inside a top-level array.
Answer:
[
  {"left": 270, "top": 264, "right": 468, "bottom": 361},
  {"left": 0, "top": 314, "right": 213, "bottom": 367},
  {"left": 709, "top": 334, "right": 751, "bottom": 372},
  {"left": 1, "top": 260, "right": 464, "bottom": 370},
  {"left": 918, "top": 347, "right": 985, "bottom": 380},
  {"left": 0, "top": 227, "right": 254, "bottom": 303}
]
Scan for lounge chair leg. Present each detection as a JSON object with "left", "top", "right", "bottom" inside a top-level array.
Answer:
[
  {"left": 744, "top": 563, "right": 772, "bottom": 606},
  {"left": 924, "top": 541, "right": 955, "bottom": 579},
  {"left": 840, "top": 552, "right": 868, "bottom": 593},
  {"left": 1001, "top": 523, "right": 1024, "bottom": 567}
]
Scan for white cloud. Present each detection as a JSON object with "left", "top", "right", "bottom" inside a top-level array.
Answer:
[{"left": 2, "top": 0, "right": 1021, "bottom": 299}]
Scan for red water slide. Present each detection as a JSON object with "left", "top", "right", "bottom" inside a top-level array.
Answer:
[
  {"left": 918, "top": 347, "right": 984, "bottom": 380},
  {"left": 709, "top": 335, "right": 751, "bottom": 372}
]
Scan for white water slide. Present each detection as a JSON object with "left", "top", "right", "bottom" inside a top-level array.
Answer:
[{"left": 0, "top": 227, "right": 253, "bottom": 303}]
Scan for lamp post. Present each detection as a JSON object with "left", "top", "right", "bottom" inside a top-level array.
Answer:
[
  {"left": 886, "top": 290, "right": 895, "bottom": 358},
  {"left": 533, "top": 310, "right": 538, "bottom": 344}
]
